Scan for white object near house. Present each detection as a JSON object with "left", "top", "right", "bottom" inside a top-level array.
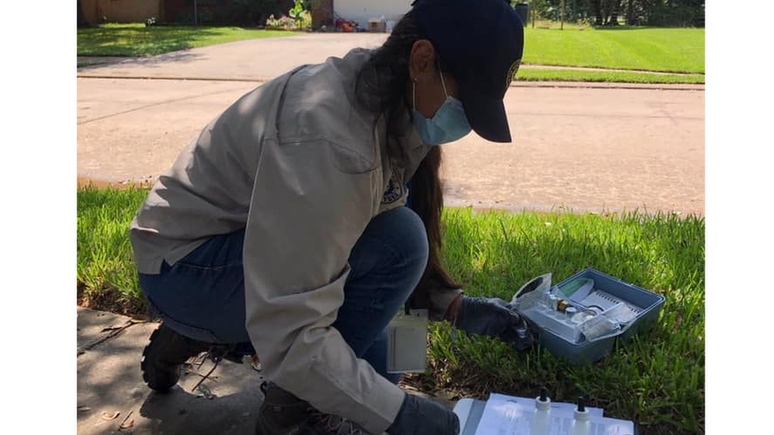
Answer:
[{"left": 334, "top": 0, "right": 413, "bottom": 30}]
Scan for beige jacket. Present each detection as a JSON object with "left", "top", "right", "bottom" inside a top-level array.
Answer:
[{"left": 129, "top": 49, "right": 462, "bottom": 433}]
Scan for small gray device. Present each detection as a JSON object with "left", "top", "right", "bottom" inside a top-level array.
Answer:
[{"left": 386, "top": 309, "right": 429, "bottom": 373}]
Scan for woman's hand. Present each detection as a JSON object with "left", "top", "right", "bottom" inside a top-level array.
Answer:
[
  {"left": 387, "top": 393, "right": 460, "bottom": 435},
  {"left": 453, "top": 296, "right": 535, "bottom": 351}
]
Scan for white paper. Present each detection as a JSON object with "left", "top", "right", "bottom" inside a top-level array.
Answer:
[
  {"left": 473, "top": 395, "right": 533, "bottom": 435},
  {"left": 473, "top": 394, "right": 634, "bottom": 435}
]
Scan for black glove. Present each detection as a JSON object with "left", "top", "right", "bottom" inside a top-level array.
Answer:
[
  {"left": 386, "top": 393, "right": 460, "bottom": 435},
  {"left": 454, "top": 296, "right": 535, "bottom": 351}
]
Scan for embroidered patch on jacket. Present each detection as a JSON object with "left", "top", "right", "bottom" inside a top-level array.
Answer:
[{"left": 382, "top": 177, "right": 405, "bottom": 204}]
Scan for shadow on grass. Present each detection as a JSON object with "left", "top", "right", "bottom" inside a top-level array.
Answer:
[{"left": 77, "top": 25, "right": 249, "bottom": 57}]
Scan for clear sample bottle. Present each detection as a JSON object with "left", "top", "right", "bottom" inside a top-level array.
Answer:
[
  {"left": 569, "top": 396, "right": 591, "bottom": 435},
  {"left": 529, "top": 386, "right": 551, "bottom": 435}
]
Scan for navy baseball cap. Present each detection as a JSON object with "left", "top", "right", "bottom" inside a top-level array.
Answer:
[{"left": 412, "top": 0, "right": 524, "bottom": 143}]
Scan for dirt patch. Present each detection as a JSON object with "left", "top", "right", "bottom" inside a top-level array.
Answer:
[
  {"left": 78, "top": 282, "right": 149, "bottom": 319},
  {"left": 77, "top": 177, "right": 153, "bottom": 190}
]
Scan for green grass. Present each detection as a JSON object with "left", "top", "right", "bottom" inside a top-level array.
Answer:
[
  {"left": 77, "top": 59, "right": 109, "bottom": 68},
  {"left": 516, "top": 68, "right": 705, "bottom": 84},
  {"left": 77, "top": 186, "right": 148, "bottom": 312},
  {"left": 427, "top": 207, "right": 704, "bottom": 435},
  {"left": 77, "top": 23, "right": 298, "bottom": 57},
  {"left": 77, "top": 187, "right": 704, "bottom": 435},
  {"left": 523, "top": 26, "right": 705, "bottom": 74}
]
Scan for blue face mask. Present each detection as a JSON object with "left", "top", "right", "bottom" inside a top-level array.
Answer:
[{"left": 412, "top": 72, "right": 472, "bottom": 146}]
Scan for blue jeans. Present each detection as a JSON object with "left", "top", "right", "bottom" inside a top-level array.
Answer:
[{"left": 138, "top": 206, "right": 429, "bottom": 384}]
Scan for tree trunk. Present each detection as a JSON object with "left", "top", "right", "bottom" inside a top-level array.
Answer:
[
  {"left": 602, "top": 0, "right": 613, "bottom": 26},
  {"left": 626, "top": 0, "right": 636, "bottom": 25},
  {"left": 590, "top": 0, "right": 604, "bottom": 25},
  {"left": 609, "top": 0, "right": 622, "bottom": 25},
  {"left": 77, "top": 0, "right": 89, "bottom": 28}
]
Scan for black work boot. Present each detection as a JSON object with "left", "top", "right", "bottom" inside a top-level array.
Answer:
[
  {"left": 140, "top": 323, "right": 210, "bottom": 392},
  {"left": 301, "top": 412, "right": 370, "bottom": 435},
  {"left": 255, "top": 382, "right": 312, "bottom": 435},
  {"left": 255, "top": 382, "right": 371, "bottom": 435}
]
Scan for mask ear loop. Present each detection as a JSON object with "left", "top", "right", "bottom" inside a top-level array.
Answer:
[
  {"left": 412, "top": 78, "right": 417, "bottom": 110},
  {"left": 439, "top": 70, "right": 449, "bottom": 99},
  {"left": 413, "top": 66, "right": 448, "bottom": 112}
]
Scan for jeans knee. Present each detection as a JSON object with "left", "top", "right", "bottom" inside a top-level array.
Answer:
[{"left": 384, "top": 207, "right": 429, "bottom": 276}]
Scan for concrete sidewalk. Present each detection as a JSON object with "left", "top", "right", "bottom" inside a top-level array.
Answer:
[{"left": 77, "top": 307, "right": 453, "bottom": 435}]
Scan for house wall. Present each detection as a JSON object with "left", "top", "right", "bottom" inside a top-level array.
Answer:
[
  {"left": 333, "top": 0, "right": 412, "bottom": 29},
  {"left": 81, "top": 0, "right": 162, "bottom": 23}
]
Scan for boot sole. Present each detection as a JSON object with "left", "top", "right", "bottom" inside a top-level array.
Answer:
[{"left": 141, "top": 325, "right": 184, "bottom": 392}]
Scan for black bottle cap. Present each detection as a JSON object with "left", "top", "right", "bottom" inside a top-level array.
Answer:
[
  {"left": 577, "top": 395, "right": 586, "bottom": 412},
  {"left": 539, "top": 387, "right": 548, "bottom": 402}
]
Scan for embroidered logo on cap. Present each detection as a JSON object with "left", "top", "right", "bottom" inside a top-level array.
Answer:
[{"left": 505, "top": 59, "right": 521, "bottom": 88}]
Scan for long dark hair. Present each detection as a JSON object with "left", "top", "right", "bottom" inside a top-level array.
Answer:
[{"left": 355, "top": 10, "right": 461, "bottom": 310}]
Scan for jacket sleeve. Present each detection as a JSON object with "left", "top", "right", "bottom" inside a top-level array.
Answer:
[
  {"left": 413, "top": 270, "right": 464, "bottom": 322},
  {"left": 428, "top": 283, "right": 464, "bottom": 322},
  {"left": 242, "top": 138, "right": 406, "bottom": 434}
]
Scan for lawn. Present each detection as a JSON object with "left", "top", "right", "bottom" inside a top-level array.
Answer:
[
  {"left": 77, "top": 186, "right": 704, "bottom": 435},
  {"left": 77, "top": 23, "right": 298, "bottom": 57},
  {"left": 523, "top": 26, "right": 705, "bottom": 74}
]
